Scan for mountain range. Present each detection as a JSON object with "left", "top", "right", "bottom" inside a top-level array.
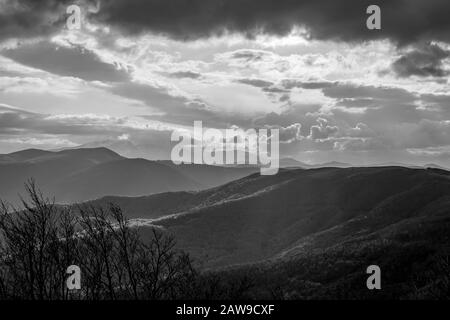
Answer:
[
  {"left": 1, "top": 147, "right": 449, "bottom": 298},
  {"left": 0, "top": 147, "right": 257, "bottom": 205},
  {"left": 122, "top": 165, "right": 449, "bottom": 298},
  {"left": 120, "top": 166, "right": 449, "bottom": 269}
]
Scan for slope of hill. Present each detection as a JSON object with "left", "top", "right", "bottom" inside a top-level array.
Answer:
[
  {"left": 55, "top": 158, "right": 201, "bottom": 203},
  {"left": 279, "top": 158, "right": 309, "bottom": 168},
  {"left": 133, "top": 167, "right": 450, "bottom": 269},
  {"left": 0, "top": 147, "right": 258, "bottom": 205},
  {"left": 158, "top": 161, "right": 259, "bottom": 188},
  {"left": 221, "top": 184, "right": 450, "bottom": 299},
  {"left": 114, "top": 166, "right": 448, "bottom": 299},
  {"left": 84, "top": 191, "right": 204, "bottom": 220},
  {"left": 215, "top": 203, "right": 450, "bottom": 299},
  {"left": 87, "top": 167, "right": 301, "bottom": 219}
]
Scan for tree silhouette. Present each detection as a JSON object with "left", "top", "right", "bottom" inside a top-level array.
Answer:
[{"left": 0, "top": 180, "right": 201, "bottom": 300}]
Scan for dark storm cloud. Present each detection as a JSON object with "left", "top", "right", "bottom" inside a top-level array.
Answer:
[
  {"left": 0, "top": 0, "right": 67, "bottom": 41},
  {"left": 2, "top": 41, "right": 130, "bottom": 82},
  {"left": 0, "top": 0, "right": 101, "bottom": 41},
  {"left": 3, "top": 0, "right": 450, "bottom": 45},
  {"left": 392, "top": 44, "right": 450, "bottom": 78},
  {"left": 89, "top": 0, "right": 450, "bottom": 45}
]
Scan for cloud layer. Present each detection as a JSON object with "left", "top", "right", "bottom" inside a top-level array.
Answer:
[
  {"left": 91, "top": 0, "right": 450, "bottom": 44},
  {"left": 0, "top": 0, "right": 449, "bottom": 167},
  {"left": 2, "top": 0, "right": 450, "bottom": 45}
]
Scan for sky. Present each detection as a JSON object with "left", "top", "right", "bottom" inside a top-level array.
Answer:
[{"left": 0, "top": 0, "right": 449, "bottom": 166}]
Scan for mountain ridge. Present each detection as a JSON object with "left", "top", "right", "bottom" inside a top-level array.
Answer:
[
  {"left": 0, "top": 147, "right": 258, "bottom": 205},
  {"left": 132, "top": 167, "right": 450, "bottom": 268}
]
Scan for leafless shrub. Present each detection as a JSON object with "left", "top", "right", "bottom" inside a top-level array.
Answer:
[{"left": 0, "top": 180, "right": 198, "bottom": 300}]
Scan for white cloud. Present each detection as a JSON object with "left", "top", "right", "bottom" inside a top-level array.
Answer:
[
  {"left": 0, "top": 136, "right": 77, "bottom": 147},
  {"left": 308, "top": 118, "right": 338, "bottom": 140}
]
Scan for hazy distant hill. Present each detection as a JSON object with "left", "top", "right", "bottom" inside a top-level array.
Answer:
[
  {"left": 0, "top": 147, "right": 122, "bottom": 204},
  {"left": 0, "top": 147, "right": 257, "bottom": 205},
  {"left": 0, "top": 149, "right": 54, "bottom": 163}
]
